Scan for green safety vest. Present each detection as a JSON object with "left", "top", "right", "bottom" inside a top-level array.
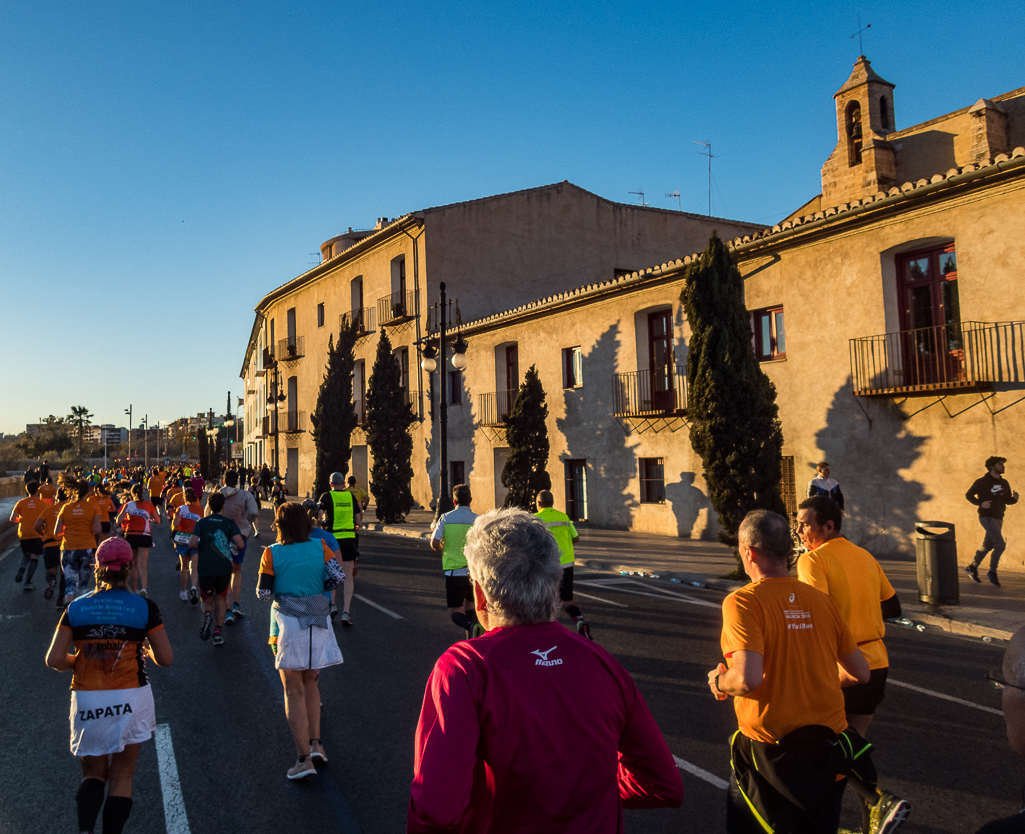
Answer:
[
  {"left": 536, "top": 507, "right": 576, "bottom": 565},
  {"left": 442, "top": 525, "right": 472, "bottom": 571},
  {"left": 329, "top": 490, "right": 356, "bottom": 539}
]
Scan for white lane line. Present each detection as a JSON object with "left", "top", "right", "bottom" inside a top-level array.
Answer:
[
  {"left": 353, "top": 593, "right": 403, "bottom": 619},
  {"left": 889, "top": 678, "right": 1002, "bottom": 716},
  {"left": 673, "top": 755, "right": 729, "bottom": 790},
  {"left": 154, "top": 724, "right": 191, "bottom": 834},
  {"left": 576, "top": 581, "right": 721, "bottom": 610},
  {"left": 572, "top": 590, "right": 629, "bottom": 608}
]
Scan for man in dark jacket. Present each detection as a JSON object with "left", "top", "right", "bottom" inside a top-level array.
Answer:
[{"left": 966, "top": 456, "right": 1019, "bottom": 586}]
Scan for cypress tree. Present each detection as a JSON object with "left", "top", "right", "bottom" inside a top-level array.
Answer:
[
  {"left": 365, "top": 330, "right": 415, "bottom": 522},
  {"left": 311, "top": 319, "right": 359, "bottom": 498},
  {"left": 501, "top": 364, "right": 552, "bottom": 510},
  {"left": 681, "top": 232, "right": 786, "bottom": 564}
]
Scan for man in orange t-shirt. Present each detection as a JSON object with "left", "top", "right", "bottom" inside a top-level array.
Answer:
[
  {"left": 707, "top": 509, "right": 870, "bottom": 834},
  {"left": 796, "top": 495, "right": 910, "bottom": 834},
  {"left": 11, "top": 481, "right": 46, "bottom": 591},
  {"left": 38, "top": 477, "right": 58, "bottom": 506}
]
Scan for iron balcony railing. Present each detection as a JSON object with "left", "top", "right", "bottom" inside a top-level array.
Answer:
[
  {"left": 262, "top": 414, "right": 278, "bottom": 436},
  {"left": 341, "top": 307, "right": 376, "bottom": 335},
  {"left": 400, "top": 386, "right": 419, "bottom": 409},
  {"left": 281, "top": 411, "right": 306, "bottom": 434},
  {"left": 478, "top": 390, "right": 518, "bottom": 427},
  {"left": 277, "top": 336, "right": 305, "bottom": 362},
  {"left": 377, "top": 290, "right": 419, "bottom": 326},
  {"left": 849, "top": 321, "right": 1025, "bottom": 396},
  {"left": 353, "top": 398, "right": 366, "bottom": 426},
  {"left": 613, "top": 365, "right": 687, "bottom": 416}
]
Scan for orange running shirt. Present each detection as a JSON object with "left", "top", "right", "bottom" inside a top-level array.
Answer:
[
  {"left": 720, "top": 576, "right": 855, "bottom": 744},
  {"left": 121, "top": 501, "right": 158, "bottom": 535},
  {"left": 148, "top": 474, "right": 165, "bottom": 499},
  {"left": 57, "top": 500, "right": 102, "bottom": 550},
  {"left": 38, "top": 482, "right": 58, "bottom": 505},
  {"left": 38, "top": 502, "right": 64, "bottom": 546},
  {"left": 173, "top": 502, "right": 203, "bottom": 535},
  {"left": 797, "top": 538, "right": 896, "bottom": 670},
  {"left": 12, "top": 495, "right": 45, "bottom": 539},
  {"left": 94, "top": 494, "right": 117, "bottom": 517}
]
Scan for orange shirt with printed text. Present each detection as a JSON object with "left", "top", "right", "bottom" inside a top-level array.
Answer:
[
  {"left": 57, "top": 501, "right": 102, "bottom": 550},
  {"left": 12, "top": 496, "right": 45, "bottom": 539}
]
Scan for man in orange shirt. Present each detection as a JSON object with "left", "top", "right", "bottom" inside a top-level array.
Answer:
[
  {"left": 797, "top": 495, "right": 909, "bottom": 834},
  {"left": 11, "top": 480, "right": 46, "bottom": 591},
  {"left": 38, "top": 476, "right": 58, "bottom": 506},
  {"left": 708, "top": 509, "right": 872, "bottom": 834}
]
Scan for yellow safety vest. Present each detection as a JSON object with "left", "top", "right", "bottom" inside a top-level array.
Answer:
[
  {"left": 536, "top": 507, "right": 576, "bottom": 565},
  {"left": 329, "top": 490, "right": 356, "bottom": 539}
]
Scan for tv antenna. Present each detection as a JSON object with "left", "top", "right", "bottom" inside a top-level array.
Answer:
[
  {"left": 308, "top": 251, "right": 320, "bottom": 266},
  {"left": 693, "top": 142, "right": 714, "bottom": 215},
  {"left": 665, "top": 191, "right": 681, "bottom": 211},
  {"left": 628, "top": 190, "right": 648, "bottom": 207},
  {"left": 851, "top": 15, "right": 871, "bottom": 55}
]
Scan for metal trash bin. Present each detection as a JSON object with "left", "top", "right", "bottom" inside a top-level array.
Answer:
[{"left": 915, "top": 521, "right": 959, "bottom": 605}]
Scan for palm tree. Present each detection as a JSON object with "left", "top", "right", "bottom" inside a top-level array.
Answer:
[{"left": 68, "top": 406, "right": 93, "bottom": 455}]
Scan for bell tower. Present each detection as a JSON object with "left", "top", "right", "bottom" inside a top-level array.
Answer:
[{"left": 821, "top": 56, "right": 897, "bottom": 206}]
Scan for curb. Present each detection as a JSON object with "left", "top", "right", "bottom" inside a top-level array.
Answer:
[
  {"left": 905, "top": 606, "right": 1017, "bottom": 642},
  {"left": 363, "top": 524, "right": 431, "bottom": 541}
]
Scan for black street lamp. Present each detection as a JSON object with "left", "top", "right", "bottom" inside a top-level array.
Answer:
[
  {"left": 267, "top": 361, "right": 287, "bottom": 475},
  {"left": 420, "top": 281, "right": 467, "bottom": 523}
]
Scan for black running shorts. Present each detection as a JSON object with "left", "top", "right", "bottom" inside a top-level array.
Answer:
[
  {"left": 199, "top": 573, "right": 231, "bottom": 599},
  {"left": 43, "top": 545, "right": 61, "bottom": 570},
  {"left": 445, "top": 575, "right": 473, "bottom": 608},
  {"left": 844, "top": 666, "right": 889, "bottom": 715},
  {"left": 20, "top": 538, "right": 43, "bottom": 557},
  {"left": 125, "top": 534, "right": 153, "bottom": 551},
  {"left": 338, "top": 538, "right": 358, "bottom": 562},
  {"left": 559, "top": 565, "right": 574, "bottom": 602}
]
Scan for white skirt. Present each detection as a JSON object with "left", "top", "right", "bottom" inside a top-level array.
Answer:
[
  {"left": 70, "top": 685, "right": 156, "bottom": 757},
  {"left": 273, "top": 610, "right": 343, "bottom": 671}
]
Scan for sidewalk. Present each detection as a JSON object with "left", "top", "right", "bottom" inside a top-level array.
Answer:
[{"left": 363, "top": 508, "right": 1025, "bottom": 642}]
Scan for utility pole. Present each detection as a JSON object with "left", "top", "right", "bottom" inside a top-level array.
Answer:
[
  {"left": 143, "top": 415, "right": 149, "bottom": 470},
  {"left": 124, "top": 405, "right": 132, "bottom": 465}
]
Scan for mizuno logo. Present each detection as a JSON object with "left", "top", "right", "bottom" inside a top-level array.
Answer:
[{"left": 532, "top": 646, "right": 563, "bottom": 666}]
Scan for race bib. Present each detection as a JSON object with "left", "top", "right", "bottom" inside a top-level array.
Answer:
[{"left": 174, "top": 532, "right": 192, "bottom": 545}]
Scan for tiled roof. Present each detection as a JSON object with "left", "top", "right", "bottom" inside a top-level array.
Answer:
[{"left": 460, "top": 147, "right": 1025, "bottom": 333}]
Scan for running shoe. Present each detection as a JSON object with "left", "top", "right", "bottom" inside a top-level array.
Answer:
[
  {"left": 988, "top": 571, "right": 1002, "bottom": 587},
  {"left": 23, "top": 582, "right": 34, "bottom": 591},
  {"left": 341, "top": 611, "right": 352, "bottom": 626},
  {"left": 232, "top": 603, "right": 244, "bottom": 618},
  {"left": 330, "top": 603, "right": 339, "bottom": 620},
  {"left": 310, "top": 741, "right": 328, "bottom": 763},
  {"left": 965, "top": 563, "right": 980, "bottom": 582},
  {"left": 14, "top": 567, "right": 24, "bottom": 583},
  {"left": 870, "top": 791, "right": 911, "bottom": 834},
  {"left": 189, "top": 587, "right": 199, "bottom": 605},
  {"left": 224, "top": 608, "right": 235, "bottom": 624},
  {"left": 139, "top": 588, "right": 148, "bottom": 599},
  {"left": 287, "top": 757, "right": 317, "bottom": 780},
  {"left": 212, "top": 630, "right": 224, "bottom": 647},
  {"left": 179, "top": 590, "right": 189, "bottom": 602},
  {"left": 576, "top": 621, "right": 594, "bottom": 640},
  {"left": 44, "top": 577, "right": 56, "bottom": 600},
  {"left": 200, "top": 611, "right": 213, "bottom": 641}
]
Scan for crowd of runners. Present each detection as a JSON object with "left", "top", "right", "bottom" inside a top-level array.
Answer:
[{"left": 6, "top": 456, "right": 1018, "bottom": 833}]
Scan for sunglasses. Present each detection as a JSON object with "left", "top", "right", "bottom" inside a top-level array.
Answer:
[{"left": 986, "top": 668, "right": 1025, "bottom": 691}]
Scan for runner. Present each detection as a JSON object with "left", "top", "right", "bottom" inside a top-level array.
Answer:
[
  {"left": 10, "top": 480, "right": 46, "bottom": 591},
  {"left": 248, "top": 475, "right": 263, "bottom": 538},
  {"left": 147, "top": 467, "right": 166, "bottom": 513},
  {"left": 34, "top": 487, "right": 67, "bottom": 601},
  {"left": 115, "top": 484, "right": 160, "bottom": 597},
  {"left": 318, "top": 472, "right": 362, "bottom": 626},
  {"left": 172, "top": 488, "right": 202, "bottom": 604},
  {"left": 345, "top": 475, "right": 370, "bottom": 555},
  {"left": 38, "top": 475, "right": 58, "bottom": 506},
  {"left": 45, "top": 537, "right": 173, "bottom": 834},
  {"left": 93, "top": 483, "right": 118, "bottom": 544},
  {"left": 163, "top": 477, "right": 186, "bottom": 539},
  {"left": 187, "top": 491, "right": 243, "bottom": 647},
  {"left": 219, "top": 470, "right": 259, "bottom": 624},
  {"left": 56, "top": 475, "right": 103, "bottom": 607},
  {"left": 535, "top": 489, "right": 591, "bottom": 639},
  {"left": 430, "top": 484, "right": 481, "bottom": 639},
  {"left": 304, "top": 499, "right": 341, "bottom": 618}
]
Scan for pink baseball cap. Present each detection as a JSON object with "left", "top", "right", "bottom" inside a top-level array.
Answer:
[{"left": 96, "top": 537, "right": 134, "bottom": 567}]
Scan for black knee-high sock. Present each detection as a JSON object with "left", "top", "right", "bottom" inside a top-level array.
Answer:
[
  {"left": 76, "top": 778, "right": 106, "bottom": 832},
  {"left": 25, "top": 559, "right": 38, "bottom": 582},
  {"left": 451, "top": 611, "right": 471, "bottom": 630},
  {"left": 102, "top": 796, "right": 133, "bottom": 834},
  {"left": 566, "top": 605, "right": 583, "bottom": 620},
  {"left": 19, "top": 554, "right": 30, "bottom": 571}
]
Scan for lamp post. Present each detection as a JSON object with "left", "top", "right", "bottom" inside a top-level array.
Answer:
[
  {"left": 142, "top": 415, "right": 149, "bottom": 471},
  {"left": 267, "top": 361, "right": 286, "bottom": 476},
  {"left": 421, "top": 281, "right": 467, "bottom": 523},
  {"left": 124, "top": 405, "right": 132, "bottom": 466}
]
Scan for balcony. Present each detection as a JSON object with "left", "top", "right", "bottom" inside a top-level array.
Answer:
[
  {"left": 340, "top": 307, "right": 376, "bottom": 337},
  {"left": 377, "top": 290, "right": 419, "bottom": 326},
  {"left": 613, "top": 365, "right": 688, "bottom": 416},
  {"left": 280, "top": 411, "right": 306, "bottom": 434},
  {"left": 400, "top": 385, "right": 420, "bottom": 410},
  {"left": 256, "top": 345, "right": 275, "bottom": 375},
  {"left": 261, "top": 415, "right": 276, "bottom": 436},
  {"left": 850, "top": 321, "right": 1025, "bottom": 396},
  {"left": 478, "top": 389, "right": 518, "bottom": 427},
  {"left": 277, "top": 336, "right": 305, "bottom": 365}
]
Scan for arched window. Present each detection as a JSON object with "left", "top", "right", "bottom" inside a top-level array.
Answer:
[
  {"left": 879, "top": 95, "right": 891, "bottom": 132},
  {"left": 846, "top": 101, "right": 863, "bottom": 167}
]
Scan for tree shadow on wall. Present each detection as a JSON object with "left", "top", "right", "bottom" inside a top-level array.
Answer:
[
  {"left": 665, "top": 471, "right": 710, "bottom": 538},
  {"left": 422, "top": 373, "right": 475, "bottom": 511},
  {"left": 558, "top": 324, "right": 639, "bottom": 529},
  {"left": 816, "top": 376, "right": 929, "bottom": 558}
]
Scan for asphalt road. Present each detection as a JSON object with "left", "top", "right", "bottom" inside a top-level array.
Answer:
[{"left": 0, "top": 525, "right": 1020, "bottom": 834}]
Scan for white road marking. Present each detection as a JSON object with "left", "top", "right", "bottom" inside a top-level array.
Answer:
[
  {"left": 154, "top": 724, "right": 191, "bottom": 834},
  {"left": 673, "top": 754, "right": 729, "bottom": 790},
  {"left": 889, "top": 678, "right": 1002, "bottom": 716},
  {"left": 572, "top": 590, "right": 629, "bottom": 608},
  {"left": 353, "top": 594, "right": 403, "bottom": 619},
  {"left": 576, "top": 580, "right": 721, "bottom": 610}
]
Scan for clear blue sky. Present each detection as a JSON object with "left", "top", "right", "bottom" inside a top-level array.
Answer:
[{"left": 1, "top": 0, "right": 1021, "bottom": 435}]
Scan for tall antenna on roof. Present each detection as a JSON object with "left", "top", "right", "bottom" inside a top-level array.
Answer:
[
  {"left": 693, "top": 142, "right": 714, "bottom": 215},
  {"left": 628, "top": 190, "right": 648, "bottom": 207},
  {"left": 665, "top": 191, "right": 681, "bottom": 211},
  {"left": 850, "top": 15, "right": 871, "bottom": 55}
]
